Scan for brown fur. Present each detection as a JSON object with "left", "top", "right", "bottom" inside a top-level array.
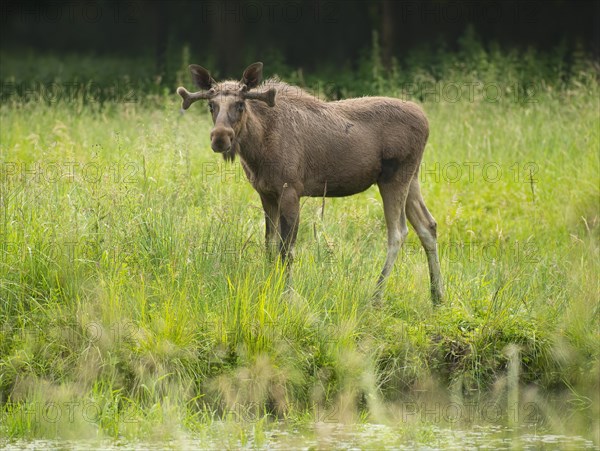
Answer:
[{"left": 179, "top": 63, "right": 444, "bottom": 304}]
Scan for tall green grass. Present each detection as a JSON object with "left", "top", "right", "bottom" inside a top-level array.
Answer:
[{"left": 1, "top": 40, "right": 599, "bottom": 445}]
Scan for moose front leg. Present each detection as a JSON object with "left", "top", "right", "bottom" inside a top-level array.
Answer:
[
  {"left": 260, "top": 194, "right": 279, "bottom": 259},
  {"left": 278, "top": 188, "right": 300, "bottom": 263}
]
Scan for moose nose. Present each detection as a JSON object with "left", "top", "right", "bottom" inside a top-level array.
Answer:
[{"left": 210, "top": 126, "right": 234, "bottom": 153}]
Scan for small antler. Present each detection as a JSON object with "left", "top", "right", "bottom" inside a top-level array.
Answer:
[
  {"left": 242, "top": 88, "right": 276, "bottom": 107},
  {"left": 177, "top": 86, "right": 216, "bottom": 110}
]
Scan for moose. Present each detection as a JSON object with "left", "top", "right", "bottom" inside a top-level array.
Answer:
[{"left": 177, "top": 62, "right": 443, "bottom": 303}]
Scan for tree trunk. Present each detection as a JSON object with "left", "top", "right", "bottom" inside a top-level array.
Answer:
[{"left": 381, "top": 0, "right": 394, "bottom": 69}]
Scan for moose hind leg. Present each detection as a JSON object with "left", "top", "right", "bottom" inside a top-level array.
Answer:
[
  {"left": 406, "top": 178, "right": 444, "bottom": 304},
  {"left": 375, "top": 178, "right": 411, "bottom": 299}
]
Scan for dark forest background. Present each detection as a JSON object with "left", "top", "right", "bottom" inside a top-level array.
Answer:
[{"left": 1, "top": 0, "right": 598, "bottom": 81}]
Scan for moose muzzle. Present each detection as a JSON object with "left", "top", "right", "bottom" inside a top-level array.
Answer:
[{"left": 210, "top": 126, "right": 235, "bottom": 153}]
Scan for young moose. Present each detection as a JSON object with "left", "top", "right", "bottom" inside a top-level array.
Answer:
[{"left": 177, "top": 62, "right": 443, "bottom": 303}]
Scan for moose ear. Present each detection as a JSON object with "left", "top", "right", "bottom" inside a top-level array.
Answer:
[
  {"left": 189, "top": 64, "right": 215, "bottom": 90},
  {"left": 241, "top": 62, "right": 263, "bottom": 89}
]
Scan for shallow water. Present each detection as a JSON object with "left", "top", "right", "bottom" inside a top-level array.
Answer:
[{"left": 2, "top": 423, "right": 597, "bottom": 450}]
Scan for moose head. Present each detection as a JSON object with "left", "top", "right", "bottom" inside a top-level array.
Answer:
[{"left": 177, "top": 62, "right": 276, "bottom": 156}]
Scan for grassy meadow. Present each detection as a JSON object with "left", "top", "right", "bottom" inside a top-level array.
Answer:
[{"left": 0, "top": 42, "right": 599, "bottom": 447}]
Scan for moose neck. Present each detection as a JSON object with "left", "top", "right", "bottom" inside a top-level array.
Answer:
[{"left": 235, "top": 104, "right": 269, "bottom": 171}]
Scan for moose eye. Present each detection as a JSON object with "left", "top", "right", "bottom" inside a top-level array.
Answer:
[{"left": 236, "top": 102, "right": 245, "bottom": 112}]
